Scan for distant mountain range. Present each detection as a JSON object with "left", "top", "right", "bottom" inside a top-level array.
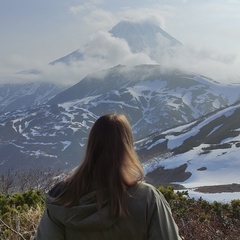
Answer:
[
  {"left": 0, "top": 20, "right": 240, "bottom": 191},
  {"left": 0, "top": 64, "right": 240, "bottom": 178},
  {"left": 0, "top": 82, "right": 66, "bottom": 113},
  {"left": 47, "top": 64, "right": 240, "bottom": 140}
]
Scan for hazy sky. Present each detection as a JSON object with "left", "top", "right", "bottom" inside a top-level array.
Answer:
[{"left": 1, "top": 0, "right": 240, "bottom": 85}]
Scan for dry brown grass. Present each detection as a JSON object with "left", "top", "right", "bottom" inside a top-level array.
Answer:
[{"left": 0, "top": 205, "right": 43, "bottom": 240}]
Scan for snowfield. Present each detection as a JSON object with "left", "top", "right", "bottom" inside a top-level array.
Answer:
[
  {"left": 185, "top": 190, "right": 240, "bottom": 203},
  {"left": 143, "top": 142, "right": 240, "bottom": 202}
]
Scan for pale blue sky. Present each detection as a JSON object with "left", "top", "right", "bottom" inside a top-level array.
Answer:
[{"left": 1, "top": 0, "right": 240, "bottom": 84}]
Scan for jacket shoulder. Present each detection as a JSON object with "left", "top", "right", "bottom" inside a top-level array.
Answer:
[{"left": 129, "top": 181, "right": 163, "bottom": 201}]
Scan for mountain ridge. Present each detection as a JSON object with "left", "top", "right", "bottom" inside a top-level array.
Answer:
[
  {"left": 0, "top": 82, "right": 65, "bottom": 113},
  {"left": 1, "top": 64, "right": 240, "bottom": 179}
]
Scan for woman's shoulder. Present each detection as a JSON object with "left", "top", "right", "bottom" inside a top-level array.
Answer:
[
  {"left": 135, "top": 181, "right": 159, "bottom": 191},
  {"left": 129, "top": 181, "right": 163, "bottom": 200}
]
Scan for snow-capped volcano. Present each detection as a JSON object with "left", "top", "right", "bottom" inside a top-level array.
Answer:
[
  {"left": 109, "top": 20, "right": 181, "bottom": 61},
  {"left": 50, "top": 20, "right": 181, "bottom": 66},
  {"left": 0, "top": 20, "right": 182, "bottom": 112}
]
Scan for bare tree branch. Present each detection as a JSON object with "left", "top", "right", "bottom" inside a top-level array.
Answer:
[{"left": 0, "top": 218, "right": 27, "bottom": 240}]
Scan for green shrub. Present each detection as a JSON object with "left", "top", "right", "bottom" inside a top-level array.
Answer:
[
  {"left": 0, "top": 190, "right": 45, "bottom": 240},
  {"left": 0, "top": 189, "right": 45, "bottom": 217},
  {"left": 230, "top": 199, "right": 240, "bottom": 219},
  {"left": 198, "top": 212, "right": 211, "bottom": 222},
  {"left": 212, "top": 201, "right": 222, "bottom": 216}
]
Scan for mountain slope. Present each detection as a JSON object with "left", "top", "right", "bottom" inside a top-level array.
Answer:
[
  {"left": 0, "top": 105, "right": 97, "bottom": 173},
  {"left": 0, "top": 64, "right": 240, "bottom": 174},
  {"left": 0, "top": 82, "right": 65, "bottom": 113},
  {"left": 50, "top": 50, "right": 84, "bottom": 65},
  {"left": 48, "top": 64, "right": 240, "bottom": 138},
  {"left": 141, "top": 101, "right": 240, "bottom": 188},
  {"left": 109, "top": 20, "right": 181, "bottom": 61}
]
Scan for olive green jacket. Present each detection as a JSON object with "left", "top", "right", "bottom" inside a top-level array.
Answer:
[{"left": 34, "top": 182, "right": 182, "bottom": 240}]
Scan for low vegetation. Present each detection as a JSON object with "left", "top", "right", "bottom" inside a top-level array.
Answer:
[
  {"left": 0, "top": 171, "right": 239, "bottom": 239},
  {"left": 0, "top": 190, "right": 45, "bottom": 240},
  {"left": 159, "top": 186, "right": 240, "bottom": 240}
]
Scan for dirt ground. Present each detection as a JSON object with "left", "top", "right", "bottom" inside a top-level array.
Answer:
[{"left": 145, "top": 163, "right": 192, "bottom": 187}]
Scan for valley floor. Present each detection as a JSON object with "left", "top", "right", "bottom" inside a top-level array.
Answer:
[
  {"left": 185, "top": 184, "right": 240, "bottom": 203},
  {"left": 146, "top": 165, "right": 240, "bottom": 202}
]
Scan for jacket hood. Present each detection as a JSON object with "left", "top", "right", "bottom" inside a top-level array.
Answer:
[{"left": 46, "top": 191, "right": 118, "bottom": 231}]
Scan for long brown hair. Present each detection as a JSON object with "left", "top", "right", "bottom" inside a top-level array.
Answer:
[{"left": 53, "top": 113, "right": 144, "bottom": 217}]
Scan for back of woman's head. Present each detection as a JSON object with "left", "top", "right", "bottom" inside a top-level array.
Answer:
[
  {"left": 84, "top": 114, "right": 140, "bottom": 184},
  {"left": 87, "top": 114, "right": 134, "bottom": 160},
  {"left": 54, "top": 113, "right": 144, "bottom": 217}
]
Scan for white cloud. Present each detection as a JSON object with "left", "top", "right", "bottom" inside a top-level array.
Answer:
[
  {"left": 0, "top": 30, "right": 155, "bottom": 86},
  {"left": 83, "top": 31, "right": 154, "bottom": 64},
  {"left": 82, "top": 9, "right": 116, "bottom": 31},
  {"left": 117, "top": 7, "right": 167, "bottom": 29},
  {"left": 69, "top": 5, "right": 86, "bottom": 14},
  {"left": 69, "top": 0, "right": 104, "bottom": 15},
  {"left": 49, "top": 31, "right": 154, "bottom": 85},
  {"left": 158, "top": 45, "right": 240, "bottom": 84},
  {"left": 0, "top": 55, "right": 44, "bottom": 84},
  {"left": 1, "top": 1, "right": 240, "bottom": 86}
]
